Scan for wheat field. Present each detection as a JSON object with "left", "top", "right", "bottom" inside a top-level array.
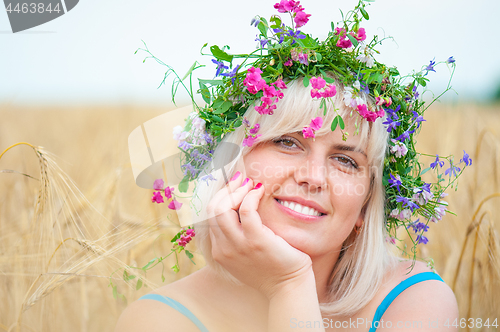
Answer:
[{"left": 0, "top": 103, "right": 499, "bottom": 331}]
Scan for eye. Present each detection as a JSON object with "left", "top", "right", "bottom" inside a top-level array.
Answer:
[
  {"left": 333, "top": 155, "right": 358, "bottom": 169},
  {"left": 272, "top": 136, "right": 300, "bottom": 150}
]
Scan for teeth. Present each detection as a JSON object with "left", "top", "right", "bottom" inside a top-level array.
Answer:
[{"left": 278, "top": 200, "right": 321, "bottom": 217}]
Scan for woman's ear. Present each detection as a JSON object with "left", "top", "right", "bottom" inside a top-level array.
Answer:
[{"left": 355, "top": 214, "right": 364, "bottom": 228}]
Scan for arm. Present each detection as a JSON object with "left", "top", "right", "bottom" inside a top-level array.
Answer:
[{"left": 268, "top": 269, "right": 325, "bottom": 332}]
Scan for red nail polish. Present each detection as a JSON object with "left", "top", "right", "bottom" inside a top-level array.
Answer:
[
  {"left": 241, "top": 178, "right": 249, "bottom": 187},
  {"left": 230, "top": 171, "right": 241, "bottom": 182},
  {"left": 254, "top": 183, "right": 262, "bottom": 190}
]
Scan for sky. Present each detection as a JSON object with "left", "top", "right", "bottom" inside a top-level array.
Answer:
[{"left": 1, "top": 0, "right": 500, "bottom": 107}]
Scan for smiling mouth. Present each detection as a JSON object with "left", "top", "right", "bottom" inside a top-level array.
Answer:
[{"left": 275, "top": 198, "right": 326, "bottom": 217}]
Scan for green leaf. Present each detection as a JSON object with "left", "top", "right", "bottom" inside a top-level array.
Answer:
[
  {"left": 270, "top": 16, "right": 282, "bottom": 29},
  {"left": 211, "top": 115, "right": 225, "bottom": 123},
  {"left": 330, "top": 22, "right": 335, "bottom": 31},
  {"left": 161, "top": 274, "right": 165, "bottom": 283},
  {"left": 331, "top": 117, "right": 338, "bottom": 131},
  {"left": 172, "top": 264, "right": 180, "bottom": 273},
  {"left": 182, "top": 61, "right": 198, "bottom": 81},
  {"left": 324, "top": 76, "right": 335, "bottom": 84},
  {"left": 136, "top": 279, "right": 143, "bottom": 290},
  {"left": 198, "top": 79, "right": 223, "bottom": 86},
  {"left": 199, "top": 82, "right": 211, "bottom": 104},
  {"left": 347, "top": 34, "right": 359, "bottom": 48},
  {"left": 338, "top": 115, "right": 345, "bottom": 130},
  {"left": 210, "top": 45, "right": 233, "bottom": 62},
  {"left": 233, "top": 119, "right": 242, "bottom": 127},
  {"left": 257, "top": 22, "right": 268, "bottom": 38},
  {"left": 127, "top": 275, "right": 136, "bottom": 281},
  {"left": 303, "top": 76, "right": 310, "bottom": 87},
  {"left": 360, "top": 7, "right": 369, "bottom": 20},
  {"left": 112, "top": 285, "right": 118, "bottom": 299},
  {"left": 179, "top": 176, "right": 190, "bottom": 193},
  {"left": 213, "top": 97, "right": 225, "bottom": 109},
  {"left": 123, "top": 270, "right": 129, "bottom": 281},
  {"left": 185, "top": 250, "right": 196, "bottom": 265},
  {"left": 315, "top": 52, "right": 322, "bottom": 61},
  {"left": 420, "top": 167, "right": 431, "bottom": 176},
  {"left": 142, "top": 258, "right": 157, "bottom": 270}
]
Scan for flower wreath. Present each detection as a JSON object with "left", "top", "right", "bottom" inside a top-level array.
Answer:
[{"left": 137, "top": 0, "right": 471, "bottom": 272}]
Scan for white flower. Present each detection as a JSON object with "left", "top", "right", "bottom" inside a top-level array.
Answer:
[
  {"left": 353, "top": 80, "right": 361, "bottom": 90},
  {"left": 173, "top": 126, "right": 189, "bottom": 141}
]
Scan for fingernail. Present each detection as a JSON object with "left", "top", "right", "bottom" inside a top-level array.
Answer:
[
  {"left": 253, "top": 183, "right": 262, "bottom": 190},
  {"left": 241, "top": 178, "right": 249, "bottom": 187},
  {"left": 230, "top": 171, "right": 241, "bottom": 182}
]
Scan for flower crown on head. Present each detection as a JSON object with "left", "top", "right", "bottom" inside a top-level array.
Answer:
[{"left": 137, "top": 0, "right": 470, "bottom": 271}]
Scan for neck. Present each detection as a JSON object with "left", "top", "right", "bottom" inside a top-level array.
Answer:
[{"left": 311, "top": 249, "right": 341, "bottom": 304}]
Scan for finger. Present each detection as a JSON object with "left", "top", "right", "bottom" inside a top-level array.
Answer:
[
  {"left": 239, "top": 182, "right": 266, "bottom": 241},
  {"left": 212, "top": 178, "right": 255, "bottom": 241},
  {"left": 206, "top": 170, "right": 244, "bottom": 216}
]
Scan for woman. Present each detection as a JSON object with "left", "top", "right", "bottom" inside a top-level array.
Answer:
[
  {"left": 115, "top": 79, "right": 458, "bottom": 331},
  {"left": 117, "top": 1, "right": 464, "bottom": 330}
]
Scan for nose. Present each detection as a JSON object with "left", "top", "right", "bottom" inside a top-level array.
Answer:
[{"left": 294, "top": 155, "right": 328, "bottom": 191}]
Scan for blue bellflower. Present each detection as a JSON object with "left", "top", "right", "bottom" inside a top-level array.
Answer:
[
  {"left": 412, "top": 111, "right": 426, "bottom": 128},
  {"left": 221, "top": 64, "right": 240, "bottom": 84},
  {"left": 447, "top": 56, "right": 455, "bottom": 64},
  {"left": 396, "top": 196, "right": 420, "bottom": 212},
  {"left": 444, "top": 160, "right": 461, "bottom": 177},
  {"left": 212, "top": 59, "right": 229, "bottom": 77},
  {"left": 388, "top": 174, "right": 402, "bottom": 192},
  {"left": 383, "top": 113, "right": 401, "bottom": 133},
  {"left": 425, "top": 59, "right": 436, "bottom": 73},
  {"left": 430, "top": 155, "right": 444, "bottom": 169},
  {"left": 460, "top": 150, "right": 472, "bottom": 166}
]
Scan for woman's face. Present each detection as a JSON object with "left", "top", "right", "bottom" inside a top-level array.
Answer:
[{"left": 243, "top": 123, "right": 371, "bottom": 258}]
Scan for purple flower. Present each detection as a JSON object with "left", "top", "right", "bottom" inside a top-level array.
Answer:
[
  {"left": 221, "top": 64, "right": 240, "bottom": 84},
  {"left": 396, "top": 195, "right": 420, "bottom": 212},
  {"left": 388, "top": 174, "right": 402, "bottom": 193},
  {"left": 255, "top": 36, "right": 269, "bottom": 48},
  {"left": 425, "top": 59, "right": 436, "bottom": 73},
  {"left": 430, "top": 155, "right": 444, "bottom": 169},
  {"left": 202, "top": 132, "right": 214, "bottom": 144},
  {"left": 200, "top": 174, "right": 216, "bottom": 185},
  {"left": 460, "top": 150, "right": 472, "bottom": 166},
  {"left": 182, "top": 163, "right": 197, "bottom": 177},
  {"left": 412, "top": 111, "right": 426, "bottom": 128},
  {"left": 412, "top": 86, "right": 420, "bottom": 99},
  {"left": 395, "top": 129, "right": 415, "bottom": 142},
  {"left": 383, "top": 113, "right": 401, "bottom": 133},
  {"left": 447, "top": 56, "right": 455, "bottom": 64},
  {"left": 178, "top": 141, "right": 192, "bottom": 151},
  {"left": 212, "top": 59, "right": 229, "bottom": 77},
  {"left": 444, "top": 160, "right": 461, "bottom": 177},
  {"left": 250, "top": 17, "right": 260, "bottom": 27},
  {"left": 416, "top": 234, "right": 429, "bottom": 244},
  {"left": 408, "top": 219, "right": 430, "bottom": 233}
]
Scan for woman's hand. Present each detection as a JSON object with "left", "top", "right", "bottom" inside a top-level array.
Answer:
[{"left": 207, "top": 172, "right": 313, "bottom": 299}]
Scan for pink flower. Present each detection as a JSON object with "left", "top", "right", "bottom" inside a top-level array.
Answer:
[
  {"left": 321, "top": 84, "right": 337, "bottom": 98},
  {"left": 177, "top": 239, "right": 187, "bottom": 247},
  {"left": 357, "top": 104, "right": 384, "bottom": 122},
  {"left": 302, "top": 126, "right": 315, "bottom": 139},
  {"left": 284, "top": 59, "right": 293, "bottom": 66},
  {"left": 294, "top": 9, "right": 311, "bottom": 28},
  {"left": 244, "top": 67, "right": 266, "bottom": 94},
  {"left": 168, "top": 199, "right": 183, "bottom": 210},
  {"left": 153, "top": 179, "right": 164, "bottom": 191},
  {"left": 334, "top": 27, "right": 346, "bottom": 36},
  {"left": 298, "top": 52, "right": 308, "bottom": 65},
  {"left": 310, "top": 89, "right": 322, "bottom": 99},
  {"left": 242, "top": 134, "right": 262, "bottom": 147},
  {"left": 290, "top": 49, "right": 299, "bottom": 62},
  {"left": 263, "top": 84, "right": 278, "bottom": 98},
  {"left": 249, "top": 124, "right": 260, "bottom": 134},
  {"left": 273, "top": 78, "right": 287, "bottom": 89},
  {"left": 310, "top": 117, "right": 323, "bottom": 130},
  {"left": 385, "top": 97, "right": 392, "bottom": 107},
  {"left": 164, "top": 186, "right": 174, "bottom": 199},
  {"left": 186, "top": 229, "right": 195, "bottom": 237},
  {"left": 152, "top": 191, "right": 164, "bottom": 204},
  {"left": 375, "top": 97, "right": 384, "bottom": 106},
  {"left": 337, "top": 37, "right": 352, "bottom": 49},
  {"left": 310, "top": 76, "right": 326, "bottom": 90},
  {"left": 351, "top": 28, "right": 366, "bottom": 41},
  {"left": 274, "top": 0, "right": 297, "bottom": 13}
]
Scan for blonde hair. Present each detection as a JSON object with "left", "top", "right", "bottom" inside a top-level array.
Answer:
[{"left": 193, "top": 77, "right": 398, "bottom": 316}]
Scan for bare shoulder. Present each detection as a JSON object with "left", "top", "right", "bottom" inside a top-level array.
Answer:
[
  {"left": 114, "top": 270, "right": 208, "bottom": 332},
  {"left": 379, "top": 260, "right": 459, "bottom": 331},
  {"left": 114, "top": 293, "right": 201, "bottom": 332}
]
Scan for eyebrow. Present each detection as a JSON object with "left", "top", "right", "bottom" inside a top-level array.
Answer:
[{"left": 293, "top": 131, "right": 367, "bottom": 157}]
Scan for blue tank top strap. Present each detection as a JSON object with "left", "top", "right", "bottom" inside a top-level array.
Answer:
[
  {"left": 138, "top": 294, "right": 209, "bottom": 332},
  {"left": 369, "top": 272, "right": 444, "bottom": 332}
]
